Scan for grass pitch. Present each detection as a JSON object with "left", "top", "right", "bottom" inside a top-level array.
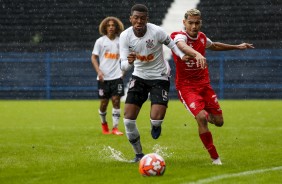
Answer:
[{"left": 0, "top": 100, "right": 281, "bottom": 184}]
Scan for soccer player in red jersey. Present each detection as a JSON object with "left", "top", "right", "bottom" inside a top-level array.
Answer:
[{"left": 170, "top": 8, "right": 254, "bottom": 165}]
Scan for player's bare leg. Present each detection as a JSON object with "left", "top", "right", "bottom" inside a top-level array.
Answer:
[
  {"left": 196, "top": 110, "right": 222, "bottom": 165},
  {"left": 205, "top": 112, "right": 224, "bottom": 127}
]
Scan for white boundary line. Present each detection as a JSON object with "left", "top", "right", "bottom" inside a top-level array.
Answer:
[{"left": 184, "top": 166, "right": 282, "bottom": 184}]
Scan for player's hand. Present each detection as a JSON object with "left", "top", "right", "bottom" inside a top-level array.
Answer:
[
  {"left": 238, "top": 43, "right": 254, "bottom": 49},
  {"left": 127, "top": 52, "right": 136, "bottom": 64},
  {"left": 181, "top": 55, "right": 193, "bottom": 61},
  {"left": 195, "top": 52, "right": 207, "bottom": 69},
  {"left": 97, "top": 70, "right": 104, "bottom": 82}
]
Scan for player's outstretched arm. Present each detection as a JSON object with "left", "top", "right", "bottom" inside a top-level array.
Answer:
[
  {"left": 209, "top": 42, "right": 254, "bottom": 51},
  {"left": 237, "top": 43, "right": 255, "bottom": 49}
]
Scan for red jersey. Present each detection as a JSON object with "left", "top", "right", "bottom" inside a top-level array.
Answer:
[{"left": 170, "top": 31, "right": 210, "bottom": 89}]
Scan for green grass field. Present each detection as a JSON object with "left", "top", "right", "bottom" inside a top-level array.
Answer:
[{"left": 0, "top": 100, "right": 281, "bottom": 184}]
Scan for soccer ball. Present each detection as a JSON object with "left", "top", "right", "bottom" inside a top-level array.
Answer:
[{"left": 139, "top": 153, "right": 166, "bottom": 176}]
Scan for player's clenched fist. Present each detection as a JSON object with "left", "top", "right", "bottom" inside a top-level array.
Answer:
[{"left": 127, "top": 52, "right": 136, "bottom": 64}]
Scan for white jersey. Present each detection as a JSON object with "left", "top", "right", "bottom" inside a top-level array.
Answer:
[
  {"left": 92, "top": 35, "right": 123, "bottom": 80},
  {"left": 120, "top": 23, "right": 180, "bottom": 80}
]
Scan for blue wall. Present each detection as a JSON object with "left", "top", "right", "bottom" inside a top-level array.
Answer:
[{"left": 0, "top": 49, "right": 282, "bottom": 99}]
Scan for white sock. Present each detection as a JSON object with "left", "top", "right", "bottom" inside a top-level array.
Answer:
[
  {"left": 150, "top": 119, "right": 163, "bottom": 127},
  {"left": 112, "top": 108, "right": 121, "bottom": 128},
  {"left": 124, "top": 118, "right": 142, "bottom": 154},
  {"left": 98, "top": 109, "right": 107, "bottom": 123}
]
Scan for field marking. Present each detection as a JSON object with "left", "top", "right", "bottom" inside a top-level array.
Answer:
[{"left": 184, "top": 166, "right": 282, "bottom": 184}]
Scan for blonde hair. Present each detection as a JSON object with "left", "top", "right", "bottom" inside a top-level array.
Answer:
[
  {"left": 184, "top": 8, "right": 201, "bottom": 19},
  {"left": 99, "top": 16, "right": 124, "bottom": 36}
]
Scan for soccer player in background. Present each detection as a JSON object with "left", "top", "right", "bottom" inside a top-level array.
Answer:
[
  {"left": 119, "top": 4, "right": 192, "bottom": 162},
  {"left": 170, "top": 8, "right": 254, "bottom": 165},
  {"left": 91, "top": 17, "right": 125, "bottom": 135}
]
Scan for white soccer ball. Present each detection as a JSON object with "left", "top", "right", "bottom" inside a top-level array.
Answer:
[{"left": 139, "top": 153, "right": 166, "bottom": 176}]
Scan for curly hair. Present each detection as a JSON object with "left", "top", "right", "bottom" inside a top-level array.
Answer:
[{"left": 99, "top": 16, "right": 124, "bottom": 36}]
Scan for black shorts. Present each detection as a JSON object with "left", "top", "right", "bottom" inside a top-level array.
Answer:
[
  {"left": 125, "top": 75, "right": 170, "bottom": 108},
  {"left": 98, "top": 78, "right": 124, "bottom": 99}
]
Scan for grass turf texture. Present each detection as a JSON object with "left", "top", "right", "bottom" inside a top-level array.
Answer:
[{"left": 0, "top": 100, "right": 281, "bottom": 184}]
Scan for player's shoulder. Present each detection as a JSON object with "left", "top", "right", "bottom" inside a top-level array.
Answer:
[
  {"left": 121, "top": 26, "right": 133, "bottom": 34},
  {"left": 170, "top": 30, "right": 186, "bottom": 38},
  {"left": 120, "top": 26, "right": 133, "bottom": 38},
  {"left": 147, "top": 23, "right": 158, "bottom": 28},
  {"left": 147, "top": 23, "right": 163, "bottom": 32},
  {"left": 96, "top": 35, "right": 107, "bottom": 43}
]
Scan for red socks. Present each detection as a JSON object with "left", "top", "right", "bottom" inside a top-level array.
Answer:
[{"left": 199, "top": 131, "right": 219, "bottom": 159}]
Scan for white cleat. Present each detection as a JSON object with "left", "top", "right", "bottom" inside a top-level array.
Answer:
[{"left": 212, "top": 157, "right": 222, "bottom": 165}]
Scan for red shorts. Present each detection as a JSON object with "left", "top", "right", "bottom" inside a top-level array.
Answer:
[{"left": 177, "top": 84, "right": 222, "bottom": 117}]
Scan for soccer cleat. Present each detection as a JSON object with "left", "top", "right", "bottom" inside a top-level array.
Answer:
[
  {"left": 130, "top": 153, "right": 144, "bottom": 163},
  {"left": 212, "top": 157, "right": 222, "bottom": 165},
  {"left": 112, "top": 127, "right": 124, "bottom": 135},
  {"left": 151, "top": 125, "right": 162, "bottom": 139},
  {"left": 101, "top": 122, "right": 110, "bottom": 134}
]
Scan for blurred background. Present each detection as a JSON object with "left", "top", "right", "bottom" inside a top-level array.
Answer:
[{"left": 0, "top": 0, "right": 281, "bottom": 99}]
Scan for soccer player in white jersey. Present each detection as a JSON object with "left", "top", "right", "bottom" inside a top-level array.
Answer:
[
  {"left": 91, "top": 17, "right": 125, "bottom": 135},
  {"left": 119, "top": 4, "right": 193, "bottom": 162}
]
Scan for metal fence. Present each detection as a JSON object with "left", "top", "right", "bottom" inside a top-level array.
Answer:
[{"left": 0, "top": 49, "right": 281, "bottom": 99}]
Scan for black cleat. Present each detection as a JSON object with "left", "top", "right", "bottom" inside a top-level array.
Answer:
[
  {"left": 151, "top": 125, "right": 162, "bottom": 139},
  {"left": 130, "top": 153, "right": 144, "bottom": 163}
]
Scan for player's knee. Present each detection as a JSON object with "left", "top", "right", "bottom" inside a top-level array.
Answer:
[
  {"left": 195, "top": 111, "right": 207, "bottom": 122},
  {"left": 213, "top": 115, "right": 224, "bottom": 127},
  {"left": 100, "top": 100, "right": 108, "bottom": 110},
  {"left": 112, "top": 99, "right": 120, "bottom": 108},
  {"left": 214, "top": 121, "right": 224, "bottom": 127}
]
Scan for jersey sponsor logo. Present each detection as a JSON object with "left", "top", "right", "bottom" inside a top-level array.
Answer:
[
  {"left": 136, "top": 53, "right": 154, "bottom": 62},
  {"left": 185, "top": 60, "right": 196, "bottom": 68},
  {"left": 146, "top": 39, "right": 154, "bottom": 48},
  {"left": 104, "top": 52, "right": 119, "bottom": 59}
]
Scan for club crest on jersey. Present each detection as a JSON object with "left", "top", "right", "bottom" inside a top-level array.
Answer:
[
  {"left": 200, "top": 38, "right": 205, "bottom": 45},
  {"left": 146, "top": 39, "right": 154, "bottom": 48}
]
